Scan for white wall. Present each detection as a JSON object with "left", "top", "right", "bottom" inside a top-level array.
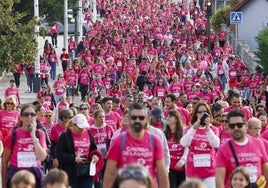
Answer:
[{"left": 238, "top": 0, "right": 268, "bottom": 51}]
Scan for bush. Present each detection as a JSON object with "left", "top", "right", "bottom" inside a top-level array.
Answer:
[
  {"left": 211, "top": 5, "right": 231, "bottom": 31},
  {"left": 255, "top": 28, "right": 268, "bottom": 74}
]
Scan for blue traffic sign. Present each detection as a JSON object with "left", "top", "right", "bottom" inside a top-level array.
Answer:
[{"left": 230, "top": 12, "right": 243, "bottom": 24}]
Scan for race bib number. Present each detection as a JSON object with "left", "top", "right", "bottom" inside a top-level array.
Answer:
[
  {"left": 58, "top": 88, "right": 64, "bottom": 93},
  {"left": 97, "top": 143, "right": 106, "bottom": 150},
  {"left": 158, "top": 91, "right": 164, "bottom": 97},
  {"left": 117, "top": 61, "right": 122, "bottom": 66},
  {"left": 193, "top": 154, "right": 211, "bottom": 167},
  {"left": 17, "top": 152, "right": 37, "bottom": 168},
  {"left": 218, "top": 70, "right": 224, "bottom": 74},
  {"left": 230, "top": 71, "right": 236, "bottom": 76}
]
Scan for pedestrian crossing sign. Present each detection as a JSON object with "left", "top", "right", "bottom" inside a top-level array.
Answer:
[{"left": 230, "top": 12, "right": 243, "bottom": 24}]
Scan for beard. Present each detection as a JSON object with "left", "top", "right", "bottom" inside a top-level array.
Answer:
[
  {"left": 131, "top": 122, "right": 145, "bottom": 133},
  {"left": 232, "top": 130, "right": 244, "bottom": 141}
]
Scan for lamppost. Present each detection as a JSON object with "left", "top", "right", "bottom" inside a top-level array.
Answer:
[
  {"left": 206, "top": 0, "right": 212, "bottom": 52},
  {"left": 33, "top": 0, "right": 41, "bottom": 93}
]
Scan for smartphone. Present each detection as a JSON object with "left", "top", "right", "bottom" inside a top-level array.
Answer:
[{"left": 200, "top": 112, "right": 209, "bottom": 127}]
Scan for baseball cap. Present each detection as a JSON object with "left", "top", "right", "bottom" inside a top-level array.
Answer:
[
  {"left": 72, "top": 114, "right": 89, "bottom": 129},
  {"left": 151, "top": 107, "right": 163, "bottom": 119}
]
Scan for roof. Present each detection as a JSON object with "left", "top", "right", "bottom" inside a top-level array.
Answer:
[{"left": 230, "top": 0, "right": 250, "bottom": 12}]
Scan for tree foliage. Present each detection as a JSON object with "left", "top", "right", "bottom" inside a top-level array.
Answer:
[
  {"left": 255, "top": 28, "right": 268, "bottom": 74},
  {"left": 0, "top": 0, "right": 37, "bottom": 72},
  {"left": 212, "top": 5, "right": 231, "bottom": 31},
  {"left": 13, "top": 0, "right": 77, "bottom": 25}
]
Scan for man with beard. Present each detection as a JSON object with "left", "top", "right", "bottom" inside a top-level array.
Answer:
[
  {"left": 103, "top": 102, "right": 169, "bottom": 188},
  {"left": 215, "top": 110, "right": 268, "bottom": 188}
]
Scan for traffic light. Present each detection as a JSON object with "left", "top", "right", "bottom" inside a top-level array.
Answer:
[{"left": 206, "top": 1, "right": 212, "bottom": 17}]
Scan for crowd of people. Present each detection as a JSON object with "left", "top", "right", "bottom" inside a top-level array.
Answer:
[{"left": 2, "top": 0, "right": 268, "bottom": 188}]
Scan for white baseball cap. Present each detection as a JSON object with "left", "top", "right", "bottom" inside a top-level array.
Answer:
[{"left": 72, "top": 114, "right": 90, "bottom": 129}]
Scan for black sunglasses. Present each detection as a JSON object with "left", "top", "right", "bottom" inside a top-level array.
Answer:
[
  {"left": 197, "top": 110, "right": 208, "bottom": 114},
  {"left": 45, "top": 115, "right": 52, "bottom": 117},
  {"left": 229, "top": 122, "right": 244, "bottom": 129},
  {"left": 80, "top": 107, "right": 88, "bottom": 111},
  {"left": 130, "top": 115, "right": 146, "bottom": 121},
  {"left": 22, "top": 112, "right": 37, "bottom": 117}
]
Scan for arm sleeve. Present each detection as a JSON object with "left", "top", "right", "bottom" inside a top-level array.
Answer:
[
  {"left": 180, "top": 127, "right": 196, "bottom": 147},
  {"left": 206, "top": 128, "right": 220, "bottom": 148}
]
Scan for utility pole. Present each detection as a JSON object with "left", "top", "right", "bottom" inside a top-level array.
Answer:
[
  {"left": 64, "top": 0, "right": 68, "bottom": 50},
  {"left": 33, "top": 0, "right": 41, "bottom": 93},
  {"left": 206, "top": 1, "right": 212, "bottom": 52}
]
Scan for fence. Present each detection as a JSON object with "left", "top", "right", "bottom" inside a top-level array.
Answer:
[{"left": 222, "top": 24, "right": 259, "bottom": 73}]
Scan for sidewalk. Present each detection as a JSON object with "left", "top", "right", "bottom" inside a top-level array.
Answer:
[{"left": 0, "top": 36, "right": 81, "bottom": 105}]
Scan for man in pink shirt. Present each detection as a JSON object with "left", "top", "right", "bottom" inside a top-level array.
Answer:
[
  {"left": 224, "top": 92, "right": 252, "bottom": 121},
  {"left": 103, "top": 102, "right": 169, "bottom": 188},
  {"left": 101, "top": 97, "right": 121, "bottom": 131},
  {"left": 216, "top": 110, "right": 268, "bottom": 188}
]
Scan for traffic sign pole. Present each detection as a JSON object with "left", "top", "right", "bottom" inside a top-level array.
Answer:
[{"left": 230, "top": 12, "right": 243, "bottom": 55}]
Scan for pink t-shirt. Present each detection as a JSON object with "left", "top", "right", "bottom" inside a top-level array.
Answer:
[
  {"left": 0, "top": 110, "right": 20, "bottom": 139},
  {"left": 5, "top": 87, "right": 20, "bottom": 103},
  {"left": 105, "top": 111, "right": 121, "bottom": 131},
  {"left": 184, "top": 126, "right": 219, "bottom": 179},
  {"left": 78, "top": 71, "right": 91, "bottom": 86},
  {"left": 50, "top": 123, "right": 67, "bottom": 142},
  {"left": 216, "top": 136, "right": 268, "bottom": 187},
  {"left": 224, "top": 107, "right": 252, "bottom": 121},
  {"left": 167, "top": 133, "right": 185, "bottom": 172},
  {"left": 89, "top": 125, "right": 114, "bottom": 156},
  {"left": 219, "top": 126, "right": 232, "bottom": 146},
  {"left": 107, "top": 131, "right": 164, "bottom": 179},
  {"left": 4, "top": 128, "right": 47, "bottom": 167},
  {"left": 53, "top": 80, "right": 66, "bottom": 95},
  {"left": 71, "top": 130, "right": 90, "bottom": 159}
]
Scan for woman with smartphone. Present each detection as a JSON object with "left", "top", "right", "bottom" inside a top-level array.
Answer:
[
  {"left": 180, "top": 101, "right": 220, "bottom": 188},
  {"left": 1, "top": 104, "right": 47, "bottom": 188}
]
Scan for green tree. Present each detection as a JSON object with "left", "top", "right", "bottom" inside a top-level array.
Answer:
[
  {"left": 0, "top": 0, "right": 37, "bottom": 72},
  {"left": 212, "top": 5, "right": 231, "bottom": 31},
  {"left": 255, "top": 28, "right": 268, "bottom": 74},
  {"left": 13, "top": 0, "right": 77, "bottom": 25}
]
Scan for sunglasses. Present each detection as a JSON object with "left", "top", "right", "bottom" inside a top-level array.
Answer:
[
  {"left": 42, "top": 87, "right": 47, "bottom": 89},
  {"left": 229, "top": 122, "right": 244, "bottom": 129},
  {"left": 118, "top": 168, "right": 149, "bottom": 182},
  {"left": 22, "top": 112, "right": 37, "bottom": 117},
  {"left": 130, "top": 115, "right": 146, "bottom": 121},
  {"left": 79, "top": 107, "right": 88, "bottom": 111},
  {"left": 45, "top": 115, "right": 52, "bottom": 117},
  {"left": 66, "top": 116, "right": 73, "bottom": 119},
  {"left": 221, "top": 120, "right": 228, "bottom": 123},
  {"left": 197, "top": 110, "right": 208, "bottom": 114},
  {"left": 6, "top": 102, "right": 14, "bottom": 105}
]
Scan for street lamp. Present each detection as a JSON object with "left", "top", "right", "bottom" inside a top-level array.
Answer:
[
  {"left": 206, "top": 0, "right": 212, "bottom": 52},
  {"left": 33, "top": 0, "right": 41, "bottom": 93}
]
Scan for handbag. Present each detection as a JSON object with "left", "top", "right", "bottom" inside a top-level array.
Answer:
[
  {"left": 77, "top": 162, "right": 91, "bottom": 177},
  {"left": 228, "top": 140, "right": 266, "bottom": 188}
]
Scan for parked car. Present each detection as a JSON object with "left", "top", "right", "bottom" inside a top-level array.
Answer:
[{"left": 41, "top": 21, "right": 90, "bottom": 36}]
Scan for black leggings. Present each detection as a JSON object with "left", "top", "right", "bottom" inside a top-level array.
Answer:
[{"left": 169, "top": 169, "right": 185, "bottom": 188}]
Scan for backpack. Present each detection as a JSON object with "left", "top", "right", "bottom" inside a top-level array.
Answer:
[
  {"left": 11, "top": 125, "right": 40, "bottom": 151},
  {"left": 120, "top": 132, "right": 155, "bottom": 153}
]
